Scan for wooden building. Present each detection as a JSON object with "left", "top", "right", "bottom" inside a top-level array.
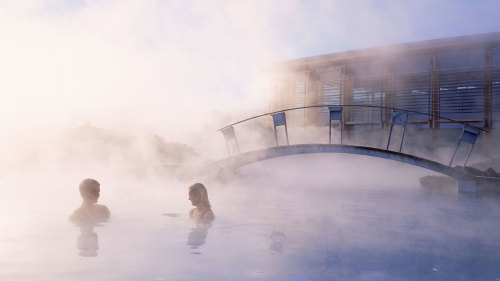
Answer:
[{"left": 270, "top": 32, "right": 500, "bottom": 156}]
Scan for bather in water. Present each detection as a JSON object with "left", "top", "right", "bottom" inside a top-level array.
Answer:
[
  {"left": 188, "top": 183, "right": 215, "bottom": 221},
  {"left": 69, "top": 178, "right": 110, "bottom": 224}
]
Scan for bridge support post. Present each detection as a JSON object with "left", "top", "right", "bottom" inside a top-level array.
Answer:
[
  {"left": 272, "top": 112, "right": 289, "bottom": 146},
  {"left": 386, "top": 110, "right": 408, "bottom": 152},
  {"left": 449, "top": 126, "right": 481, "bottom": 167},
  {"left": 328, "top": 107, "right": 343, "bottom": 144},
  {"left": 458, "top": 180, "right": 477, "bottom": 193},
  {"left": 220, "top": 126, "right": 240, "bottom": 156}
]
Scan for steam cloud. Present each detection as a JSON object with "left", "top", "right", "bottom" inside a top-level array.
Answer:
[{"left": 1, "top": 1, "right": 500, "bottom": 280}]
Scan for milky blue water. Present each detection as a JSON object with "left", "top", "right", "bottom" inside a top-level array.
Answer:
[{"left": 1, "top": 156, "right": 500, "bottom": 281}]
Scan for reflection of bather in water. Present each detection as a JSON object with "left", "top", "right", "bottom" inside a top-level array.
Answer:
[
  {"left": 270, "top": 226, "right": 286, "bottom": 254},
  {"left": 69, "top": 178, "right": 110, "bottom": 224},
  {"left": 188, "top": 183, "right": 214, "bottom": 221},
  {"left": 77, "top": 223, "right": 99, "bottom": 257},
  {"left": 187, "top": 220, "right": 212, "bottom": 250}
]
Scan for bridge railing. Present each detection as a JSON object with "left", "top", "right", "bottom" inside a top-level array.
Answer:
[{"left": 218, "top": 104, "right": 487, "bottom": 167}]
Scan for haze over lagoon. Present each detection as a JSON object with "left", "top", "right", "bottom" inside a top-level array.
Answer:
[{"left": 2, "top": 1, "right": 500, "bottom": 280}]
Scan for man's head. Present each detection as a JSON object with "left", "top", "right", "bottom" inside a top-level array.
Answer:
[{"left": 79, "top": 178, "right": 100, "bottom": 204}]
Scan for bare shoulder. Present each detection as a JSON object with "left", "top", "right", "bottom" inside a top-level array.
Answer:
[
  {"left": 96, "top": 204, "right": 109, "bottom": 213},
  {"left": 203, "top": 209, "right": 215, "bottom": 221},
  {"left": 69, "top": 204, "right": 110, "bottom": 224},
  {"left": 68, "top": 207, "right": 85, "bottom": 223},
  {"left": 96, "top": 204, "right": 110, "bottom": 221},
  {"left": 189, "top": 208, "right": 195, "bottom": 218}
]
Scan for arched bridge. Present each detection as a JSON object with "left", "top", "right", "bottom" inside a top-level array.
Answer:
[{"left": 215, "top": 105, "right": 499, "bottom": 192}]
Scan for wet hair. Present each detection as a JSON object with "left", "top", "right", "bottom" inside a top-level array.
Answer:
[
  {"left": 79, "top": 178, "right": 100, "bottom": 194},
  {"left": 188, "top": 183, "right": 211, "bottom": 208}
]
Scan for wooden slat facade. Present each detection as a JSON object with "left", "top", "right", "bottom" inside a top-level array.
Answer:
[{"left": 270, "top": 32, "right": 500, "bottom": 132}]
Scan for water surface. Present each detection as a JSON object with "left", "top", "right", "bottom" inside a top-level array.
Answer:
[{"left": 1, "top": 156, "right": 500, "bottom": 280}]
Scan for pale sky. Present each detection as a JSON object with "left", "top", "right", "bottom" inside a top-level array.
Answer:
[{"left": 1, "top": 0, "right": 499, "bottom": 144}]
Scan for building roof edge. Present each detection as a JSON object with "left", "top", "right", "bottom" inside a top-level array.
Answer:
[{"left": 273, "top": 31, "right": 500, "bottom": 71}]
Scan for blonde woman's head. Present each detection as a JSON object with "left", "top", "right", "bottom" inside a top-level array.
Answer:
[{"left": 188, "top": 183, "right": 211, "bottom": 208}]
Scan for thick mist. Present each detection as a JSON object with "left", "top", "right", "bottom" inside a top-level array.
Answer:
[{"left": 2, "top": 1, "right": 500, "bottom": 280}]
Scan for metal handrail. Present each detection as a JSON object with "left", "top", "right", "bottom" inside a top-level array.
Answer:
[{"left": 217, "top": 104, "right": 488, "bottom": 133}]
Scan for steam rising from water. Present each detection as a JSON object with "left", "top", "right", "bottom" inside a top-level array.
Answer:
[
  {"left": 2, "top": 1, "right": 500, "bottom": 147},
  {"left": 2, "top": 1, "right": 500, "bottom": 280},
  {"left": 3, "top": 152, "right": 500, "bottom": 280}
]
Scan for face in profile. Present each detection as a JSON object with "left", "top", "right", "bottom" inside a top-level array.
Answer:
[
  {"left": 187, "top": 183, "right": 214, "bottom": 221},
  {"left": 189, "top": 190, "right": 201, "bottom": 206},
  {"left": 82, "top": 183, "right": 100, "bottom": 204}
]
